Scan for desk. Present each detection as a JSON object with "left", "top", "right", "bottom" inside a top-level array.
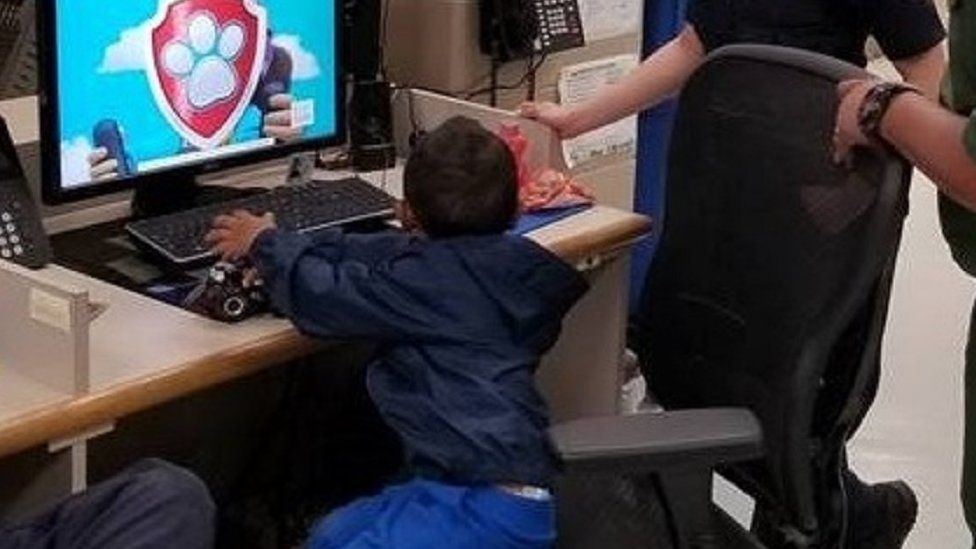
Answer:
[
  {"left": 0, "top": 203, "right": 648, "bottom": 460},
  {"left": 0, "top": 204, "right": 649, "bottom": 519}
]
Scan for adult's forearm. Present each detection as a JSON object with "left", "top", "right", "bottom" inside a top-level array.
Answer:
[
  {"left": 881, "top": 93, "right": 976, "bottom": 209},
  {"left": 566, "top": 25, "right": 704, "bottom": 136}
]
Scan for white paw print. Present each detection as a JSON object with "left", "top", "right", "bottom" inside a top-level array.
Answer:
[{"left": 162, "top": 12, "right": 245, "bottom": 110}]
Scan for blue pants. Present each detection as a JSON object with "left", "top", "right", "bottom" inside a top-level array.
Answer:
[
  {"left": 0, "top": 458, "right": 215, "bottom": 549},
  {"left": 307, "top": 479, "right": 556, "bottom": 549}
]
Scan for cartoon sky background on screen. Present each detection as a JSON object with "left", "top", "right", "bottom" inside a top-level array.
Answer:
[{"left": 56, "top": 0, "right": 336, "bottom": 187}]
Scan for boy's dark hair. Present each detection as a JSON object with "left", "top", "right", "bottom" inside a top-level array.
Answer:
[{"left": 404, "top": 116, "right": 518, "bottom": 238}]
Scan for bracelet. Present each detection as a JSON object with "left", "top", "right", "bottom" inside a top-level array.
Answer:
[{"left": 857, "top": 82, "right": 920, "bottom": 143}]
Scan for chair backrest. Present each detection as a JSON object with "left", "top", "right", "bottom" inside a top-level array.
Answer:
[{"left": 638, "top": 45, "right": 911, "bottom": 541}]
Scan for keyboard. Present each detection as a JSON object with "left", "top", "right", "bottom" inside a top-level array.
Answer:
[{"left": 126, "top": 177, "right": 396, "bottom": 266}]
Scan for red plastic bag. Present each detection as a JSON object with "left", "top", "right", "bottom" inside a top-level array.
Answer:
[
  {"left": 497, "top": 124, "right": 532, "bottom": 189},
  {"left": 496, "top": 124, "right": 594, "bottom": 212}
]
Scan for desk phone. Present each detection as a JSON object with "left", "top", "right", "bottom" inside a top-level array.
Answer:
[
  {"left": 533, "top": 0, "right": 584, "bottom": 53},
  {"left": 0, "top": 116, "right": 51, "bottom": 269},
  {"left": 481, "top": 0, "right": 584, "bottom": 61}
]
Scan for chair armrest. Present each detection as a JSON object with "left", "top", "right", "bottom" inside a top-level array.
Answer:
[{"left": 550, "top": 408, "right": 762, "bottom": 474}]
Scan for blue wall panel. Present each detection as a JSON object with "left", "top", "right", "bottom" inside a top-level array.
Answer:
[{"left": 630, "top": 0, "right": 686, "bottom": 311}]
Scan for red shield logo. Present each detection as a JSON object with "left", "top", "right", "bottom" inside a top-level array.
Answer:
[{"left": 146, "top": 0, "right": 267, "bottom": 150}]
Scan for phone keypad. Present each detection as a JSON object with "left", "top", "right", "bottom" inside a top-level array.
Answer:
[
  {"left": 0, "top": 203, "right": 32, "bottom": 261},
  {"left": 534, "top": 1, "right": 583, "bottom": 52}
]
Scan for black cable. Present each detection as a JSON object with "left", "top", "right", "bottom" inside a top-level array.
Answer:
[
  {"left": 406, "top": 88, "right": 420, "bottom": 134},
  {"left": 390, "top": 50, "right": 548, "bottom": 106},
  {"left": 464, "top": 50, "right": 548, "bottom": 101},
  {"left": 489, "top": 54, "right": 500, "bottom": 107},
  {"left": 378, "top": 0, "right": 392, "bottom": 80},
  {"left": 527, "top": 50, "right": 537, "bottom": 101}
]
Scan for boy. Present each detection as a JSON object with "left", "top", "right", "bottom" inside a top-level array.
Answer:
[
  {"left": 834, "top": 0, "right": 976, "bottom": 544},
  {"left": 206, "top": 116, "right": 589, "bottom": 548}
]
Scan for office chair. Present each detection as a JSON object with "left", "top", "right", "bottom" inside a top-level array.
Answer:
[{"left": 550, "top": 45, "right": 912, "bottom": 548}]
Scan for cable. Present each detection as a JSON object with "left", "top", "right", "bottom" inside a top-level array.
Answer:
[
  {"left": 527, "top": 50, "right": 538, "bottom": 101},
  {"left": 489, "top": 52, "right": 500, "bottom": 107},
  {"left": 390, "top": 50, "right": 547, "bottom": 107},
  {"left": 378, "top": 0, "right": 392, "bottom": 80},
  {"left": 463, "top": 50, "right": 548, "bottom": 102},
  {"left": 405, "top": 87, "right": 420, "bottom": 134}
]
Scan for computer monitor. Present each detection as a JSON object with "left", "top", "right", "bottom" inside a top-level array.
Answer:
[{"left": 37, "top": 0, "right": 343, "bottom": 206}]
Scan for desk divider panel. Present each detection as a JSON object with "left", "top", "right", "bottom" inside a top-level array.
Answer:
[
  {"left": 0, "top": 260, "right": 94, "bottom": 398},
  {"left": 392, "top": 89, "right": 566, "bottom": 172}
]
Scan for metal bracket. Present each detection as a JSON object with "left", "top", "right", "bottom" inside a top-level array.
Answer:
[{"left": 48, "top": 422, "right": 115, "bottom": 494}]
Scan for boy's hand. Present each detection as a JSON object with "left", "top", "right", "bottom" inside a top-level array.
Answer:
[
  {"left": 518, "top": 102, "right": 579, "bottom": 139},
  {"left": 833, "top": 79, "right": 877, "bottom": 165},
  {"left": 206, "top": 210, "right": 276, "bottom": 261}
]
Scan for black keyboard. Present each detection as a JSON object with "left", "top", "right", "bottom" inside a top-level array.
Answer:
[{"left": 126, "top": 177, "right": 395, "bottom": 266}]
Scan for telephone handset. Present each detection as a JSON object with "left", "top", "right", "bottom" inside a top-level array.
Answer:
[
  {"left": 0, "top": 116, "right": 51, "bottom": 269},
  {"left": 480, "top": 0, "right": 585, "bottom": 62}
]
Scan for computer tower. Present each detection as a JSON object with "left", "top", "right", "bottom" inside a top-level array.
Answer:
[
  {"left": 350, "top": 80, "right": 396, "bottom": 171},
  {"left": 343, "top": 0, "right": 382, "bottom": 80}
]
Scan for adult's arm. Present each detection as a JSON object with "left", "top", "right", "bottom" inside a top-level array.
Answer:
[
  {"left": 879, "top": 92, "right": 976, "bottom": 209},
  {"left": 521, "top": 24, "right": 704, "bottom": 138}
]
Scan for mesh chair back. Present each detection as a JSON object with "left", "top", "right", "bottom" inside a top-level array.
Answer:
[{"left": 640, "top": 45, "right": 911, "bottom": 541}]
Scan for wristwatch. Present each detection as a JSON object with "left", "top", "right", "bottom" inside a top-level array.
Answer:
[{"left": 857, "top": 82, "right": 920, "bottom": 142}]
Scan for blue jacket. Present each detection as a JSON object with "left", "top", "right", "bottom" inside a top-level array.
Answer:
[{"left": 252, "top": 229, "right": 588, "bottom": 488}]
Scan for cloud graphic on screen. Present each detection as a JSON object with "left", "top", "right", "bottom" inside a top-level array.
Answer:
[
  {"left": 98, "top": 21, "right": 152, "bottom": 73},
  {"left": 271, "top": 35, "right": 321, "bottom": 80},
  {"left": 60, "top": 136, "right": 95, "bottom": 188}
]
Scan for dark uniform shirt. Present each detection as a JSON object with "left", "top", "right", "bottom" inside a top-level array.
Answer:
[
  {"left": 251, "top": 228, "right": 588, "bottom": 488},
  {"left": 940, "top": 0, "right": 976, "bottom": 276},
  {"left": 687, "top": 0, "right": 945, "bottom": 66}
]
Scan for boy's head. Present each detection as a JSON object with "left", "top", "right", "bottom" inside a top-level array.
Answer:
[{"left": 402, "top": 116, "right": 518, "bottom": 238}]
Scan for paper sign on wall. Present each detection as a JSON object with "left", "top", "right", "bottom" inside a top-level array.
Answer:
[
  {"left": 578, "top": 0, "right": 642, "bottom": 42},
  {"left": 558, "top": 54, "right": 639, "bottom": 169}
]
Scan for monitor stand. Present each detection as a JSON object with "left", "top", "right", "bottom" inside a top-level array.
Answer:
[
  {"left": 128, "top": 154, "right": 316, "bottom": 219},
  {"left": 129, "top": 174, "right": 262, "bottom": 220}
]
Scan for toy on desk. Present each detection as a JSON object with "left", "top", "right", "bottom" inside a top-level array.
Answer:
[
  {"left": 183, "top": 262, "right": 269, "bottom": 323},
  {"left": 496, "top": 124, "right": 594, "bottom": 212}
]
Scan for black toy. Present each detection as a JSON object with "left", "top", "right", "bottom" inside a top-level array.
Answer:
[{"left": 183, "top": 262, "right": 269, "bottom": 323}]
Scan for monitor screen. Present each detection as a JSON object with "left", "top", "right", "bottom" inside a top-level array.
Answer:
[{"left": 41, "top": 0, "right": 340, "bottom": 201}]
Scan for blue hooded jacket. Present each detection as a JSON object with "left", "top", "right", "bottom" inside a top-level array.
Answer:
[{"left": 252, "top": 228, "right": 589, "bottom": 488}]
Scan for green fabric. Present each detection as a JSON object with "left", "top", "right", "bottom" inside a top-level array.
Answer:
[
  {"left": 941, "top": 0, "right": 976, "bottom": 278},
  {"left": 964, "top": 301, "right": 976, "bottom": 549},
  {"left": 943, "top": 3, "right": 976, "bottom": 545},
  {"left": 946, "top": 0, "right": 976, "bottom": 123}
]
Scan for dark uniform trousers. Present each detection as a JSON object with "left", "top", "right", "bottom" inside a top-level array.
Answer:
[{"left": 0, "top": 459, "right": 215, "bottom": 549}]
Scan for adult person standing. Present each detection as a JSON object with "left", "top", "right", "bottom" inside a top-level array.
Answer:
[
  {"left": 522, "top": 1, "right": 946, "bottom": 547},
  {"left": 835, "top": 1, "right": 976, "bottom": 545}
]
